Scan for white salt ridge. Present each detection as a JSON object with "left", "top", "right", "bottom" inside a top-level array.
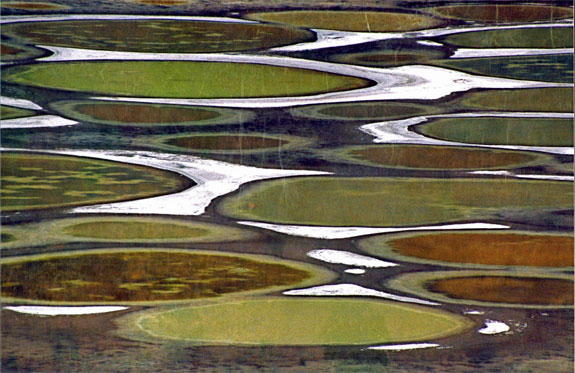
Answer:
[
  {"left": 478, "top": 320, "right": 510, "bottom": 335},
  {"left": 1, "top": 148, "right": 327, "bottom": 215},
  {"left": 1, "top": 115, "right": 78, "bottom": 129},
  {"left": 0, "top": 96, "right": 43, "bottom": 110},
  {"left": 469, "top": 171, "right": 574, "bottom": 182},
  {"left": 272, "top": 21, "right": 572, "bottom": 52},
  {"left": 416, "top": 40, "right": 444, "bottom": 47},
  {"left": 344, "top": 268, "right": 366, "bottom": 275},
  {"left": 25, "top": 47, "right": 562, "bottom": 108},
  {"left": 284, "top": 284, "right": 439, "bottom": 306},
  {"left": 0, "top": 14, "right": 257, "bottom": 24},
  {"left": 307, "top": 249, "right": 397, "bottom": 268},
  {"left": 451, "top": 48, "right": 573, "bottom": 59},
  {"left": 270, "top": 29, "right": 401, "bottom": 52},
  {"left": 366, "top": 343, "right": 440, "bottom": 351},
  {"left": 360, "top": 112, "right": 575, "bottom": 155},
  {"left": 238, "top": 222, "right": 509, "bottom": 239},
  {"left": 4, "top": 306, "right": 128, "bottom": 316}
]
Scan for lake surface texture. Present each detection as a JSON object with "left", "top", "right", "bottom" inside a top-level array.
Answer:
[{"left": 1, "top": 1, "right": 573, "bottom": 372}]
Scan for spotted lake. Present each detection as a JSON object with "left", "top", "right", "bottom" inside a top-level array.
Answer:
[{"left": 1, "top": 1, "right": 573, "bottom": 372}]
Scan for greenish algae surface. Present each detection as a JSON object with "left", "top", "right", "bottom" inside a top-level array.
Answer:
[
  {"left": 428, "top": 4, "right": 573, "bottom": 23},
  {"left": 246, "top": 10, "right": 447, "bottom": 32},
  {"left": 1, "top": 249, "right": 333, "bottom": 305},
  {"left": 50, "top": 101, "right": 253, "bottom": 126},
  {"left": 1, "top": 152, "right": 189, "bottom": 211},
  {"left": 438, "top": 27, "right": 573, "bottom": 49},
  {"left": 435, "top": 54, "right": 573, "bottom": 84},
  {"left": 136, "top": 298, "right": 473, "bottom": 345},
  {"left": 2, "top": 61, "right": 372, "bottom": 98},
  {"left": 1, "top": 217, "right": 258, "bottom": 249},
  {"left": 330, "top": 145, "right": 548, "bottom": 170},
  {"left": 1, "top": 105, "right": 37, "bottom": 120},
  {"left": 217, "top": 177, "right": 573, "bottom": 227},
  {"left": 387, "top": 271, "right": 574, "bottom": 309},
  {"left": 358, "top": 231, "right": 574, "bottom": 269},
  {"left": 414, "top": 117, "right": 573, "bottom": 147},
  {"left": 460, "top": 88, "right": 573, "bottom": 113},
  {"left": 2, "top": 19, "right": 314, "bottom": 53}
]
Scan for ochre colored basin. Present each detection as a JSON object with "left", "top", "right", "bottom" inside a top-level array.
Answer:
[
  {"left": 1, "top": 249, "right": 332, "bottom": 305},
  {"left": 358, "top": 231, "right": 574, "bottom": 269}
]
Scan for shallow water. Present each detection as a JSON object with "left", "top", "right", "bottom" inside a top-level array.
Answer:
[{"left": 1, "top": 1, "right": 573, "bottom": 372}]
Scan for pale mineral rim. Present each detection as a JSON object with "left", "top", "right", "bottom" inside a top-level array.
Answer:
[
  {"left": 283, "top": 283, "right": 439, "bottom": 306},
  {"left": 238, "top": 222, "right": 509, "bottom": 239},
  {"left": 306, "top": 249, "right": 397, "bottom": 268}
]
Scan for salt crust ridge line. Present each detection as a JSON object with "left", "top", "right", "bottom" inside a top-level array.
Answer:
[
  {"left": 451, "top": 48, "right": 573, "bottom": 59},
  {"left": 271, "top": 21, "right": 573, "bottom": 52},
  {"left": 1, "top": 147, "right": 328, "bottom": 216},
  {"left": 0, "top": 96, "right": 43, "bottom": 110},
  {"left": 0, "top": 15, "right": 257, "bottom": 24},
  {"left": 26, "top": 47, "right": 563, "bottom": 108},
  {"left": 307, "top": 249, "right": 397, "bottom": 268},
  {"left": 1, "top": 115, "right": 78, "bottom": 129},
  {"left": 366, "top": 343, "right": 440, "bottom": 351},
  {"left": 469, "top": 171, "right": 574, "bottom": 182},
  {"left": 283, "top": 284, "right": 439, "bottom": 306},
  {"left": 360, "top": 112, "right": 575, "bottom": 155},
  {"left": 238, "top": 222, "right": 509, "bottom": 240},
  {"left": 4, "top": 306, "right": 129, "bottom": 316}
]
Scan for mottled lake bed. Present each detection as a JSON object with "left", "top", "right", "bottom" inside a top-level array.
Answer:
[{"left": 1, "top": 1, "right": 573, "bottom": 372}]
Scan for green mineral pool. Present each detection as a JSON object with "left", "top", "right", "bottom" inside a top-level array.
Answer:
[
  {"left": 245, "top": 10, "right": 447, "bottom": 32},
  {"left": 133, "top": 298, "right": 473, "bottom": 345},
  {"left": 1, "top": 105, "right": 37, "bottom": 120},
  {"left": 217, "top": 177, "right": 573, "bottom": 227},
  {"left": 414, "top": 117, "right": 573, "bottom": 147},
  {"left": 2, "top": 61, "right": 373, "bottom": 98},
  {"left": 459, "top": 88, "right": 573, "bottom": 113},
  {"left": 1, "top": 152, "right": 190, "bottom": 211},
  {"left": 1, "top": 217, "right": 259, "bottom": 249},
  {"left": 1, "top": 19, "right": 314, "bottom": 53},
  {"left": 437, "top": 26, "right": 573, "bottom": 49}
]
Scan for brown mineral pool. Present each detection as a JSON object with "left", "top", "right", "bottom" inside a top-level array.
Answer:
[
  {"left": 0, "top": 1, "right": 67, "bottom": 10},
  {"left": 359, "top": 231, "right": 574, "bottom": 268},
  {"left": 150, "top": 133, "right": 309, "bottom": 154},
  {"left": 1, "top": 249, "right": 332, "bottom": 305},
  {"left": 430, "top": 276, "right": 574, "bottom": 306},
  {"left": 428, "top": 4, "right": 573, "bottom": 23},
  {"left": 50, "top": 101, "right": 252, "bottom": 127},
  {"left": 387, "top": 271, "right": 574, "bottom": 308},
  {"left": 338, "top": 145, "right": 545, "bottom": 170},
  {"left": 1, "top": 44, "right": 24, "bottom": 55}
]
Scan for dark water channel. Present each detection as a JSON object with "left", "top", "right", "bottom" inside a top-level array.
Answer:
[{"left": 1, "top": 1, "right": 573, "bottom": 372}]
